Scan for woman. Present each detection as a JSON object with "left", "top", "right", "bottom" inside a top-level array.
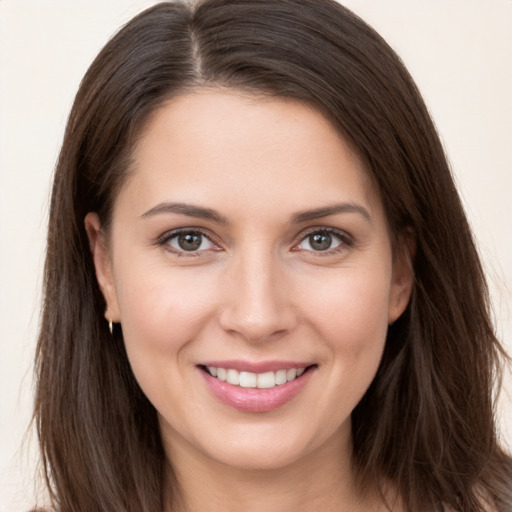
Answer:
[{"left": 33, "top": 0, "right": 512, "bottom": 511}]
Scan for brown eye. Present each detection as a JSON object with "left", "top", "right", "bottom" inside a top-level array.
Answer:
[
  {"left": 178, "top": 233, "right": 202, "bottom": 251},
  {"left": 167, "top": 231, "right": 214, "bottom": 252},
  {"left": 296, "top": 230, "right": 347, "bottom": 252},
  {"left": 308, "top": 232, "right": 333, "bottom": 251}
]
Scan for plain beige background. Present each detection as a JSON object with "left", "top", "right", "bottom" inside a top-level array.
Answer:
[{"left": 1, "top": 1, "right": 511, "bottom": 510}]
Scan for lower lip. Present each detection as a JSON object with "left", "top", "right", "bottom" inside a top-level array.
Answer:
[{"left": 200, "top": 368, "right": 314, "bottom": 413}]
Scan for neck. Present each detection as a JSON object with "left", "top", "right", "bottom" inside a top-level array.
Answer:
[{"left": 163, "top": 427, "right": 388, "bottom": 512}]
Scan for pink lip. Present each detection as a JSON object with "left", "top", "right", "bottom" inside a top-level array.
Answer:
[{"left": 199, "top": 364, "right": 315, "bottom": 413}]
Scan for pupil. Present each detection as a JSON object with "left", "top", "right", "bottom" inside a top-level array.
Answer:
[
  {"left": 310, "top": 232, "right": 331, "bottom": 251},
  {"left": 178, "top": 232, "right": 202, "bottom": 251}
]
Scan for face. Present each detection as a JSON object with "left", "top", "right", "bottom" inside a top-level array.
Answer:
[{"left": 86, "top": 89, "right": 412, "bottom": 473}]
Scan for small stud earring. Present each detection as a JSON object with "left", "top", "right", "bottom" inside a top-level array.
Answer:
[{"left": 108, "top": 320, "right": 113, "bottom": 335}]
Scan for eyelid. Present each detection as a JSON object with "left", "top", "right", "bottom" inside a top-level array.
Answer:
[
  {"left": 292, "top": 226, "right": 354, "bottom": 253},
  {"left": 155, "top": 225, "right": 353, "bottom": 256},
  {"left": 156, "top": 227, "right": 222, "bottom": 255}
]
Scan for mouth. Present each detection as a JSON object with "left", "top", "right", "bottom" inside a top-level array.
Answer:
[
  {"left": 200, "top": 364, "right": 314, "bottom": 389},
  {"left": 198, "top": 363, "right": 317, "bottom": 412}
]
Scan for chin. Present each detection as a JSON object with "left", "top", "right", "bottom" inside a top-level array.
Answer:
[{"left": 206, "top": 442, "right": 310, "bottom": 472}]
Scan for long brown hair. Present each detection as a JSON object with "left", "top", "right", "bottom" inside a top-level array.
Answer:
[{"left": 34, "top": 1, "right": 512, "bottom": 510}]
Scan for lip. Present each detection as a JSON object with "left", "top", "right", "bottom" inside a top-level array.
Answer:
[{"left": 198, "top": 362, "right": 316, "bottom": 413}]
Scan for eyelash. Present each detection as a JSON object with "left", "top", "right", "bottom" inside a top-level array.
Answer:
[
  {"left": 157, "top": 228, "right": 221, "bottom": 257},
  {"left": 294, "top": 227, "right": 353, "bottom": 255},
  {"left": 157, "top": 227, "right": 353, "bottom": 256}
]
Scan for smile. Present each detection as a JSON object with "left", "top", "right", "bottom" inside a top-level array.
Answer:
[
  {"left": 199, "top": 363, "right": 316, "bottom": 412},
  {"left": 205, "top": 366, "right": 306, "bottom": 389}
]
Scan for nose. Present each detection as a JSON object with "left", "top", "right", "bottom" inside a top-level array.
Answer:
[{"left": 218, "top": 245, "right": 297, "bottom": 343}]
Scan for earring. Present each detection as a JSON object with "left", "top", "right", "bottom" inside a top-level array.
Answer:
[{"left": 108, "top": 319, "right": 113, "bottom": 335}]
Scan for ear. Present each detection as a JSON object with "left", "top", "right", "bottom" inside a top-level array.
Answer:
[
  {"left": 84, "top": 212, "right": 120, "bottom": 323},
  {"left": 388, "top": 231, "right": 415, "bottom": 324}
]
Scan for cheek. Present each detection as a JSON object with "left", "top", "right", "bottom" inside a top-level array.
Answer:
[
  {"left": 302, "top": 265, "right": 392, "bottom": 352},
  {"left": 113, "top": 260, "right": 220, "bottom": 356},
  {"left": 304, "top": 268, "right": 391, "bottom": 422},
  {"left": 112, "top": 261, "right": 222, "bottom": 421}
]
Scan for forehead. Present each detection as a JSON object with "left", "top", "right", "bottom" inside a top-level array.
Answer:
[{"left": 117, "top": 88, "right": 382, "bottom": 223}]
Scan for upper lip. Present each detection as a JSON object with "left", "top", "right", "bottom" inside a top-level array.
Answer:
[{"left": 199, "top": 360, "right": 315, "bottom": 373}]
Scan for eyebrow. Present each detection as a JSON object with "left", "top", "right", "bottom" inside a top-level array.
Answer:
[
  {"left": 140, "top": 201, "right": 371, "bottom": 225},
  {"left": 141, "top": 202, "right": 229, "bottom": 225},
  {"left": 291, "top": 203, "right": 371, "bottom": 224}
]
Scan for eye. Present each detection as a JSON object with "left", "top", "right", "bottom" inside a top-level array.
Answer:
[
  {"left": 165, "top": 230, "right": 216, "bottom": 253},
  {"left": 295, "top": 229, "right": 350, "bottom": 252}
]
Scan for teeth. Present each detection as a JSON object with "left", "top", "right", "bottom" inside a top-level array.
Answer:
[
  {"left": 239, "top": 371, "right": 257, "bottom": 388},
  {"left": 206, "top": 366, "right": 308, "bottom": 388},
  {"left": 275, "top": 369, "right": 287, "bottom": 385},
  {"left": 217, "top": 367, "right": 227, "bottom": 381},
  {"left": 226, "top": 369, "right": 240, "bottom": 386},
  {"left": 257, "top": 371, "right": 275, "bottom": 389}
]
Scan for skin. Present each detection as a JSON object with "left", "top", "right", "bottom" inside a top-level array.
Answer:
[{"left": 86, "top": 89, "right": 412, "bottom": 511}]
